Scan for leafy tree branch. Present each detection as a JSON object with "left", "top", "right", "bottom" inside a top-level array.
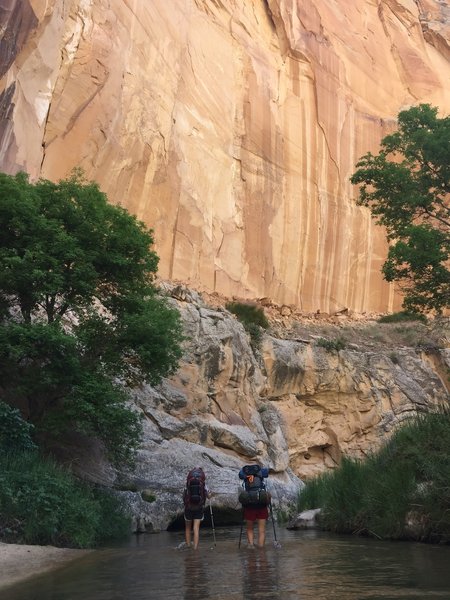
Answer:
[{"left": 351, "top": 104, "right": 450, "bottom": 313}]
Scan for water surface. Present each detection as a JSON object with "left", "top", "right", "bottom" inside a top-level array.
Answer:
[{"left": 4, "top": 527, "right": 450, "bottom": 599}]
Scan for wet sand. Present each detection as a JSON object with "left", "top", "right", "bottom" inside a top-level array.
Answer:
[{"left": 0, "top": 542, "right": 92, "bottom": 590}]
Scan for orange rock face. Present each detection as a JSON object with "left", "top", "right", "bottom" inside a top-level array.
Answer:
[{"left": 1, "top": 0, "right": 449, "bottom": 312}]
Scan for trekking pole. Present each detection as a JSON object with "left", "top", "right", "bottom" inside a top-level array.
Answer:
[
  {"left": 238, "top": 510, "right": 244, "bottom": 548},
  {"left": 209, "top": 499, "right": 216, "bottom": 548},
  {"left": 238, "top": 521, "right": 243, "bottom": 548},
  {"left": 269, "top": 502, "right": 282, "bottom": 549}
]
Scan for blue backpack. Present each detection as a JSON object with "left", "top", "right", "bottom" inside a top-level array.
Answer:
[{"left": 238, "top": 465, "right": 271, "bottom": 507}]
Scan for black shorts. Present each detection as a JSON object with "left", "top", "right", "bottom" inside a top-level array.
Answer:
[{"left": 184, "top": 507, "right": 205, "bottom": 521}]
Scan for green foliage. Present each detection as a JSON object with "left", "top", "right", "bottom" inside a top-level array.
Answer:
[
  {"left": 0, "top": 171, "right": 184, "bottom": 465},
  {"left": 378, "top": 311, "right": 427, "bottom": 324},
  {"left": 0, "top": 401, "right": 37, "bottom": 452},
  {"left": 298, "top": 409, "right": 450, "bottom": 542},
  {"left": 141, "top": 490, "right": 156, "bottom": 503},
  {"left": 316, "top": 337, "right": 346, "bottom": 353},
  {"left": 226, "top": 301, "right": 269, "bottom": 349},
  {"left": 351, "top": 104, "right": 450, "bottom": 313},
  {"left": 244, "top": 322, "right": 264, "bottom": 349},
  {"left": 0, "top": 452, "right": 130, "bottom": 548},
  {"left": 226, "top": 301, "right": 269, "bottom": 328}
]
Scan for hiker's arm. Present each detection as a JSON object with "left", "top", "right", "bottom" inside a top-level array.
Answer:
[{"left": 261, "top": 467, "right": 269, "bottom": 478}]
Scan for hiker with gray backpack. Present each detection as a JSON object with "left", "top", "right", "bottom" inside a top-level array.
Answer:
[{"left": 238, "top": 464, "right": 271, "bottom": 548}]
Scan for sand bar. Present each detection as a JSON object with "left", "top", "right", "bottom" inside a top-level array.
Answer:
[{"left": 0, "top": 542, "right": 92, "bottom": 590}]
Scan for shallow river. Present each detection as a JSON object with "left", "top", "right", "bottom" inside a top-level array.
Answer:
[{"left": 4, "top": 527, "right": 450, "bottom": 599}]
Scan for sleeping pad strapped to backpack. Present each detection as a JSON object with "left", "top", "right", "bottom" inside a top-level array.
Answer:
[
  {"left": 183, "top": 468, "right": 207, "bottom": 511},
  {"left": 238, "top": 464, "right": 271, "bottom": 507}
]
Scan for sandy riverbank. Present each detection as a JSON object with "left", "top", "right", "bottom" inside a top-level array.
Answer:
[{"left": 0, "top": 542, "right": 92, "bottom": 590}]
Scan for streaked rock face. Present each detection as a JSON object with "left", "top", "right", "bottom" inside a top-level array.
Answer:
[
  {"left": 1, "top": 0, "right": 449, "bottom": 313},
  {"left": 75, "top": 285, "right": 448, "bottom": 530}
]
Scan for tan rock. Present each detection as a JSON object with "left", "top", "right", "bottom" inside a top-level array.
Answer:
[
  {"left": 260, "top": 335, "right": 449, "bottom": 479},
  {"left": 1, "top": 1, "right": 449, "bottom": 313},
  {"left": 49, "top": 286, "right": 449, "bottom": 527}
]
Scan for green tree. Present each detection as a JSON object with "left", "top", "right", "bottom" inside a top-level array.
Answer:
[
  {"left": 351, "top": 104, "right": 450, "bottom": 313},
  {"left": 0, "top": 171, "right": 183, "bottom": 464}
]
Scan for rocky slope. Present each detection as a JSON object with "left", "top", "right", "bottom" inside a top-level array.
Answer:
[
  {"left": 1, "top": 0, "right": 449, "bottom": 313},
  {"left": 71, "top": 285, "right": 449, "bottom": 531}
]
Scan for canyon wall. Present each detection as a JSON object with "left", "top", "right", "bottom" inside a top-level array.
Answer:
[
  {"left": 0, "top": 0, "right": 449, "bottom": 313},
  {"left": 72, "top": 285, "right": 449, "bottom": 530}
]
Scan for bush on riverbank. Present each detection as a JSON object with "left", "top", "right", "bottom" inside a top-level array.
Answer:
[
  {"left": 298, "top": 409, "right": 450, "bottom": 543},
  {"left": 0, "top": 451, "right": 131, "bottom": 548}
]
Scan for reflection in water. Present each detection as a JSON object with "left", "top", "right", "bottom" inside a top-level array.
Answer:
[
  {"left": 3, "top": 528, "right": 450, "bottom": 599},
  {"left": 183, "top": 551, "right": 210, "bottom": 600},
  {"left": 241, "top": 547, "right": 279, "bottom": 599}
]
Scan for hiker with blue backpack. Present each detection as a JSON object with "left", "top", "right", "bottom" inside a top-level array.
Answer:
[
  {"left": 182, "top": 466, "right": 212, "bottom": 550},
  {"left": 238, "top": 464, "right": 271, "bottom": 548}
]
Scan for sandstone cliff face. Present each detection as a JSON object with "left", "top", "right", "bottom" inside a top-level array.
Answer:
[
  {"left": 77, "top": 285, "right": 448, "bottom": 531},
  {"left": 1, "top": 1, "right": 449, "bottom": 313}
]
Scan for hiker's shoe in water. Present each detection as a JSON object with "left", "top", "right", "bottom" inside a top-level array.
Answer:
[{"left": 176, "top": 542, "right": 191, "bottom": 550}]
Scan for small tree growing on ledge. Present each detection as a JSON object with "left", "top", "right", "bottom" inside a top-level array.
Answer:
[
  {"left": 0, "top": 170, "right": 184, "bottom": 465},
  {"left": 351, "top": 104, "right": 450, "bottom": 314}
]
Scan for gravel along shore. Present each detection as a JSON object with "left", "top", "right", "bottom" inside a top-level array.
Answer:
[{"left": 0, "top": 542, "right": 92, "bottom": 590}]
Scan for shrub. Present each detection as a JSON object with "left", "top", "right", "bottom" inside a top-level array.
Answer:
[
  {"left": 244, "top": 322, "right": 264, "bottom": 349},
  {"left": 226, "top": 302, "right": 269, "bottom": 349},
  {"left": 141, "top": 490, "right": 156, "bottom": 503},
  {"left": 298, "top": 409, "right": 450, "bottom": 543},
  {"left": 0, "top": 401, "right": 37, "bottom": 452},
  {"left": 316, "top": 337, "right": 346, "bottom": 353},
  {"left": 226, "top": 302, "right": 269, "bottom": 329},
  {"left": 0, "top": 452, "right": 130, "bottom": 548},
  {"left": 378, "top": 311, "right": 427, "bottom": 324}
]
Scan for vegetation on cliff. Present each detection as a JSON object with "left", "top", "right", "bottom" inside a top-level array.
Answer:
[
  {"left": 225, "top": 301, "right": 269, "bottom": 348},
  {"left": 0, "top": 170, "right": 183, "bottom": 465},
  {"left": 351, "top": 104, "right": 450, "bottom": 314},
  {"left": 298, "top": 410, "right": 450, "bottom": 543}
]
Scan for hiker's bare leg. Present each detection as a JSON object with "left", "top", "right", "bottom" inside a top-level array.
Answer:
[
  {"left": 246, "top": 520, "right": 254, "bottom": 546},
  {"left": 185, "top": 519, "right": 192, "bottom": 546},
  {"left": 192, "top": 519, "right": 201, "bottom": 549},
  {"left": 257, "top": 518, "right": 266, "bottom": 547}
]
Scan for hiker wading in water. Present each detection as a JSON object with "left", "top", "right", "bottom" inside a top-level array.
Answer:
[
  {"left": 239, "top": 465, "right": 270, "bottom": 548},
  {"left": 183, "top": 467, "right": 212, "bottom": 550}
]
